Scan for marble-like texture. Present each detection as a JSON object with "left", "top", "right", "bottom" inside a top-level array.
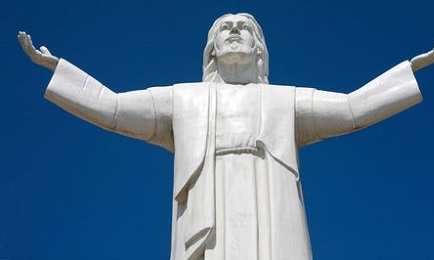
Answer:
[{"left": 18, "top": 13, "right": 433, "bottom": 260}]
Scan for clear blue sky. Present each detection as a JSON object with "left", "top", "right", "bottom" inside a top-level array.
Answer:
[{"left": 1, "top": 0, "right": 434, "bottom": 259}]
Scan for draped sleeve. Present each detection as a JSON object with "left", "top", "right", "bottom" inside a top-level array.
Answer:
[
  {"left": 295, "top": 61, "right": 422, "bottom": 147},
  {"left": 44, "top": 58, "right": 174, "bottom": 151}
]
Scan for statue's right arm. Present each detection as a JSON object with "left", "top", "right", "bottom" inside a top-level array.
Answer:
[
  {"left": 18, "top": 32, "right": 59, "bottom": 71},
  {"left": 18, "top": 32, "right": 174, "bottom": 151}
]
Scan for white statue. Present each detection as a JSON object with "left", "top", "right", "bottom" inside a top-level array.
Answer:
[{"left": 18, "top": 13, "right": 433, "bottom": 260}]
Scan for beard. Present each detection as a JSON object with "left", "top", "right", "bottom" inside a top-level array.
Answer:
[{"left": 215, "top": 42, "right": 257, "bottom": 65}]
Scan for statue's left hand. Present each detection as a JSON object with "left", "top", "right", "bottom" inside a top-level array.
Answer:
[
  {"left": 17, "top": 31, "right": 59, "bottom": 71},
  {"left": 410, "top": 47, "right": 434, "bottom": 72}
]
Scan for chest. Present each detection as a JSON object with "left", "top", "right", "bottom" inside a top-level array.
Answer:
[{"left": 216, "top": 84, "right": 261, "bottom": 134}]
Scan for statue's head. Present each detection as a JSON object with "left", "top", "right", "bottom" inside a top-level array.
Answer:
[{"left": 203, "top": 13, "right": 269, "bottom": 83}]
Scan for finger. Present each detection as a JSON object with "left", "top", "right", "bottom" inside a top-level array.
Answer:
[
  {"left": 17, "top": 31, "right": 28, "bottom": 39},
  {"left": 18, "top": 33, "right": 35, "bottom": 57},
  {"left": 18, "top": 32, "right": 32, "bottom": 50},
  {"left": 17, "top": 31, "right": 29, "bottom": 48},
  {"left": 25, "top": 34, "right": 40, "bottom": 57},
  {"left": 40, "top": 46, "right": 52, "bottom": 55},
  {"left": 17, "top": 31, "right": 26, "bottom": 40}
]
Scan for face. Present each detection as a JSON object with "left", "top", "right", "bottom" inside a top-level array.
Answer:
[{"left": 214, "top": 15, "right": 257, "bottom": 62}]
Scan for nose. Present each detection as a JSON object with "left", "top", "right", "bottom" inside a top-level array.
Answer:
[{"left": 230, "top": 26, "right": 240, "bottom": 34}]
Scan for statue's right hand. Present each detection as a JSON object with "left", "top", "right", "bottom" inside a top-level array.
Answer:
[{"left": 18, "top": 31, "right": 59, "bottom": 71}]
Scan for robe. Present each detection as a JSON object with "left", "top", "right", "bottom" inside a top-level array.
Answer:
[{"left": 45, "top": 59, "right": 421, "bottom": 259}]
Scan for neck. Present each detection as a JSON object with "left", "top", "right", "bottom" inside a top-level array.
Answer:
[{"left": 216, "top": 54, "right": 258, "bottom": 84}]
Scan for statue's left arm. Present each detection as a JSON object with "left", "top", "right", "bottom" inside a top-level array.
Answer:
[{"left": 296, "top": 60, "right": 424, "bottom": 147}]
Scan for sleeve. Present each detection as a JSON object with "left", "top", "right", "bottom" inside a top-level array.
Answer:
[
  {"left": 296, "top": 61, "right": 422, "bottom": 147},
  {"left": 44, "top": 58, "right": 174, "bottom": 152}
]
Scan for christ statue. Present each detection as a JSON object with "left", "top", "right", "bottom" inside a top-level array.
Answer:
[{"left": 18, "top": 13, "right": 434, "bottom": 260}]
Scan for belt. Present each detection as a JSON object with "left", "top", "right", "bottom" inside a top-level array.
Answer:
[{"left": 215, "top": 146, "right": 263, "bottom": 157}]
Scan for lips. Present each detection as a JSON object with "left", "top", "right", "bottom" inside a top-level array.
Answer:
[{"left": 227, "top": 35, "right": 242, "bottom": 42}]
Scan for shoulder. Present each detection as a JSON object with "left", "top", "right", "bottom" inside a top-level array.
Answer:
[
  {"left": 264, "top": 83, "right": 296, "bottom": 89},
  {"left": 174, "top": 82, "right": 208, "bottom": 89},
  {"left": 261, "top": 84, "right": 298, "bottom": 96}
]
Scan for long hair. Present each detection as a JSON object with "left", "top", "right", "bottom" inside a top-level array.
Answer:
[{"left": 202, "top": 13, "right": 269, "bottom": 83}]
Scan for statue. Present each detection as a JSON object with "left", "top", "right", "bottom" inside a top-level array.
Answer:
[{"left": 18, "top": 13, "right": 434, "bottom": 260}]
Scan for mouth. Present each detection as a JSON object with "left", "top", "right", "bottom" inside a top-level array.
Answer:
[{"left": 226, "top": 35, "right": 242, "bottom": 42}]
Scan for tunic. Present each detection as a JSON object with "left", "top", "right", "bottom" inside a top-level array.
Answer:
[
  {"left": 202, "top": 84, "right": 310, "bottom": 259},
  {"left": 44, "top": 59, "right": 422, "bottom": 260}
]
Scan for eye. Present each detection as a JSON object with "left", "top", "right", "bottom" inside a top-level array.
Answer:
[
  {"left": 220, "top": 24, "right": 230, "bottom": 31},
  {"left": 241, "top": 24, "right": 252, "bottom": 33}
]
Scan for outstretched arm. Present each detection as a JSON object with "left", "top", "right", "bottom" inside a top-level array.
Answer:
[
  {"left": 18, "top": 32, "right": 174, "bottom": 151},
  {"left": 410, "top": 48, "right": 434, "bottom": 72},
  {"left": 296, "top": 61, "right": 422, "bottom": 146},
  {"left": 44, "top": 59, "right": 174, "bottom": 150},
  {"left": 18, "top": 31, "right": 59, "bottom": 71}
]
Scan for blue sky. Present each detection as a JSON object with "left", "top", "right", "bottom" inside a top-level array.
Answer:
[{"left": 2, "top": 0, "right": 434, "bottom": 259}]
